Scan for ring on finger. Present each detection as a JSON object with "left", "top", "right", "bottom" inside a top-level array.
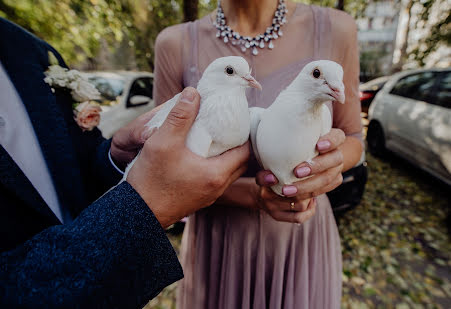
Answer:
[{"left": 290, "top": 201, "right": 295, "bottom": 211}]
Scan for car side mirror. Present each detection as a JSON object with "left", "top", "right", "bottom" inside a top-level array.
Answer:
[{"left": 129, "top": 95, "right": 151, "bottom": 106}]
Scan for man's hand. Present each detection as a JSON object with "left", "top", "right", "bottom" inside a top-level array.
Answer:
[
  {"left": 127, "top": 87, "right": 250, "bottom": 228},
  {"left": 110, "top": 105, "right": 163, "bottom": 170}
]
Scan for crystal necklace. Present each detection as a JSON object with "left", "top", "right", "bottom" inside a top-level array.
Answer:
[{"left": 214, "top": 0, "right": 288, "bottom": 55}]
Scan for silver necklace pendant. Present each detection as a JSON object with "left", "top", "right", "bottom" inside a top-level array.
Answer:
[{"left": 214, "top": 0, "right": 288, "bottom": 55}]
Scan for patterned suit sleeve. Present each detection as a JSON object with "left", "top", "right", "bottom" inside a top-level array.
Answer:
[{"left": 0, "top": 182, "right": 183, "bottom": 308}]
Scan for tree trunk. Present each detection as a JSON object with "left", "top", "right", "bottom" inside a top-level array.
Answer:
[
  {"left": 336, "top": 0, "right": 345, "bottom": 11},
  {"left": 393, "top": 0, "right": 414, "bottom": 71},
  {"left": 184, "top": 0, "right": 198, "bottom": 22}
]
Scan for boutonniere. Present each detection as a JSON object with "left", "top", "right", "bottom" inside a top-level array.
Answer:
[{"left": 43, "top": 61, "right": 102, "bottom": 132}]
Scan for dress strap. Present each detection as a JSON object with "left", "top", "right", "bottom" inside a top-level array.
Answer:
[
  {"left": 310, "top": 5, "right": 332, "bottom": 59},
  {"left": 188, "top": 21, "right": 199, "bottom": 70},
  {"left": 183, "top": 21, "right": 201, "bottom": 87}
]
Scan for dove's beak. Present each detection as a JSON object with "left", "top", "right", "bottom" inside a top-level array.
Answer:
[
  {"left": 328, "top": 84, "right": 345, "bottom": 104},
  {"left": 243, "top": 74, "right": 262, "bottom": 91}
]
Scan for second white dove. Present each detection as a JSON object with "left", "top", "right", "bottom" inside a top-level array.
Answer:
[{"left": 250, "top": 60, "right": 345, "bottom": 196}]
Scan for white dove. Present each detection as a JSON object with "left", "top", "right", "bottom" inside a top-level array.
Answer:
[
  {"left": 123, "top": 56, "right": 262, "bottom": 178},
  {"left": 249, "top": 60, "right": 345, "bottom": 196}
]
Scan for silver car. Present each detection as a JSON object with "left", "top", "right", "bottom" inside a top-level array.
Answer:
[
  {"left": 82, "top": 71, "right": 155, "bottom": 138},
  {"left": 367, "top": 68, "right": 451, "bottom": 185}
]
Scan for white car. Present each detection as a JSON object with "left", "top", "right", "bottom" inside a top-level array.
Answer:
[
  {"left": 367, "top": 68, "right": 451, "bottom": 185},
  {"left": 82, "top": 71, "right": 155, "bottom": 138}
]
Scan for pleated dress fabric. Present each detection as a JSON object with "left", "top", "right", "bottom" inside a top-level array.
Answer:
[{"left": 153, "top": 4, "right": 363, "bottom": 308}]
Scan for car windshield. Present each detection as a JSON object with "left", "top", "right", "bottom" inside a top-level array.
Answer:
[{"left": 88, "top": 76, "right": 125, "bottom": 101}]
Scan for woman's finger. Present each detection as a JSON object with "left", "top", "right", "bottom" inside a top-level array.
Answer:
[
  {"left": 316, "top": 128, "right": 345, "bottom": 154},
  {"left": 293, "top": 149, "right": 344, "bottom": 178},
  {"left": 269, "top": 198, "right": 317, "bottom": 223},
  {"left": 256, "top": 170, "right": 278, "bottom": 187},
  {"left": 283, "top": 164, "right": 343, "bottom": 199},
  {"left": 258, "top": 186, "right": 290, "bottom": 204},
  {"left": 288, "top": 198, "right": 311, "bottom": 212},
  {"left": 315, "top": 172, "right": 344, "bottom": 195}
]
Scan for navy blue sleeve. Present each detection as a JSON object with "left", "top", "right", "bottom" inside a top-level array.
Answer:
[{"left": 0, "top": 182, "right": 183, "bottom": 308}]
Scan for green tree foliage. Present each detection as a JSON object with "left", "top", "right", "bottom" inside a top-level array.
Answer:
[
  {"left": 0, "top": 0, "right": 369, "bottom": 70},
  {"left": 409, "top": 0, "right": 450, "bottom": 66},
  {"left": 0, "top": 0, "right": 131, "bottom": 64},
  {"left": 0, "top": 0, "right": 220, "bottom": 70},
  {"left": 123, "top": 0, "right": 183, "bottom": 70}
]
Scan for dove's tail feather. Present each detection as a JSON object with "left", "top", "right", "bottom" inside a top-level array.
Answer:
[
  {"left": 249, "top": 107, "right": 265, "bottom": 167},
  {"left": 121, "top": 150, "right": 141, "bottom": 181},
  {"left": 145, "top": 93, "right": 181, "bottom": 130}
]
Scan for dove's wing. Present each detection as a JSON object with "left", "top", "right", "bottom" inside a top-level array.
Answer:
[
  {"left": 144, "top": 93, "right": 181, "bottom": 130},
  {"left": 121, "top": 93, "right": 181, "bottom": 181},
  {"left": 320, "top": 104, "right": 332, "bottom": 136},
  {"left": 249, "top": 107, "right": 265, "bottom": 166},
  {"left": 186, "top": 121, "right": 212, "bottom": 158},
  {"left": 142, "top": 92, "right": 213, "bottom": 157}
]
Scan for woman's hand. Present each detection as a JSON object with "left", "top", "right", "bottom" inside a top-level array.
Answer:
[
  {"left": 257, "top": 128, "right": 346, "bottom": 201},
  {"left": 254, "top": 171, "right": 317, "bottom": 224},
  {"left": 282, "top": 128, "right": 346, "bottom": 199}
]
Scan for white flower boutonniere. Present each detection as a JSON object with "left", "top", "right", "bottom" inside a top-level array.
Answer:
[{"left": 44, "top": 64, "right": 102, "bottom": 132}]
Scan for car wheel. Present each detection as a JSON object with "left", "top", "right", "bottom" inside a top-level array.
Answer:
[{"left": 367, "top": 121, "right": 386, "bottom": 157}]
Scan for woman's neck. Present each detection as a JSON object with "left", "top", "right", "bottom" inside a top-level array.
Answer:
[{"left": 221, "top": 0, "right": 280, "bottom": 37}]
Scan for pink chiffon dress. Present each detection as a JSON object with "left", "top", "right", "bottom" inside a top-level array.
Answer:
[{"left": 153, "top": 3, "right": 362, "bottom": 308}]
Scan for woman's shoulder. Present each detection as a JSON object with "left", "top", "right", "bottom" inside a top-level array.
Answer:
[
  {"left": 292, "top": 3, "right": 357, "bottom": 36},
  {"left": 326, "top": 7, "right": 358, "bottom": 37},
  {"left": 155, "top": 23, "right": 189, "bottom": 51}
]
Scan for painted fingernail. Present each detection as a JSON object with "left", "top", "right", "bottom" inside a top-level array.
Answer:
[
  {"left": 317, "top": 140, "right": 331, "bottom": 151},
  {"left": 264, "top": 174, "right": 276, "bottom": 184},
  {"left": 295, "top": 166, "right": 311, "bottom": 178},
  {"left": 282, "top": 186, "right": 297, "bottom": 196},
  {"left": 180, "top": 88, "right": 196, "bottom": 104}
]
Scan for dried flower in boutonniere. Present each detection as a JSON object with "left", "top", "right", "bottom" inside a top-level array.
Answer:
[
  {"left": 73, "top": 101, "right": 102, "bottom": 132},
  {"left": 44, "top": 65, "right": 102, "bottom": 131}
]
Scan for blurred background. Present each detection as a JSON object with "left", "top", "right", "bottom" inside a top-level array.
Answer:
[
  {"left": 0, "top": 0, "right": 449, "bottom": 73},
  {"left": 1, "top": 1, "right": 450, "bottom": 308}
]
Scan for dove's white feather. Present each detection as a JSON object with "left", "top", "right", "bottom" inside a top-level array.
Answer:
[
  {"left": 122, "top": 56, "right": 259, "bottom": 179},
  {"left": 249, "top": 107, "right": 265, "bottom": 166},
  {"left": 251, "top": 60, "right": 345, "bottom": 196},
  {"left": 145, "top": 93, "right": 181, "bottom": 130}
]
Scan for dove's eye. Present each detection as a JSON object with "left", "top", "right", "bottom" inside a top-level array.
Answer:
[
  {"left": 225, "top": 66, "right": 235, "bottom": 76},
  {"left": 312, "top": 69, "right": 321, "bottom": 79}
]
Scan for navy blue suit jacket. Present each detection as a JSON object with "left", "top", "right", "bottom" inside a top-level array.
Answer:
[{"left": 0, "top": 18, "right": 182, "bottom": 308}]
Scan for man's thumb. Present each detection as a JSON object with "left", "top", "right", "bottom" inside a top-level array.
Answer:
[{"left": 159, "top": 87, "right": 200, "bottom": 143}]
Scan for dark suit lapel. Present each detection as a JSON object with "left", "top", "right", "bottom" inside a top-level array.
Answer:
[
  {"left": 0, "top": 37, "right": 88, "bottom": 219},
  {"left": 0, "top": 146, "right": 59, "bottom": 223}
]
